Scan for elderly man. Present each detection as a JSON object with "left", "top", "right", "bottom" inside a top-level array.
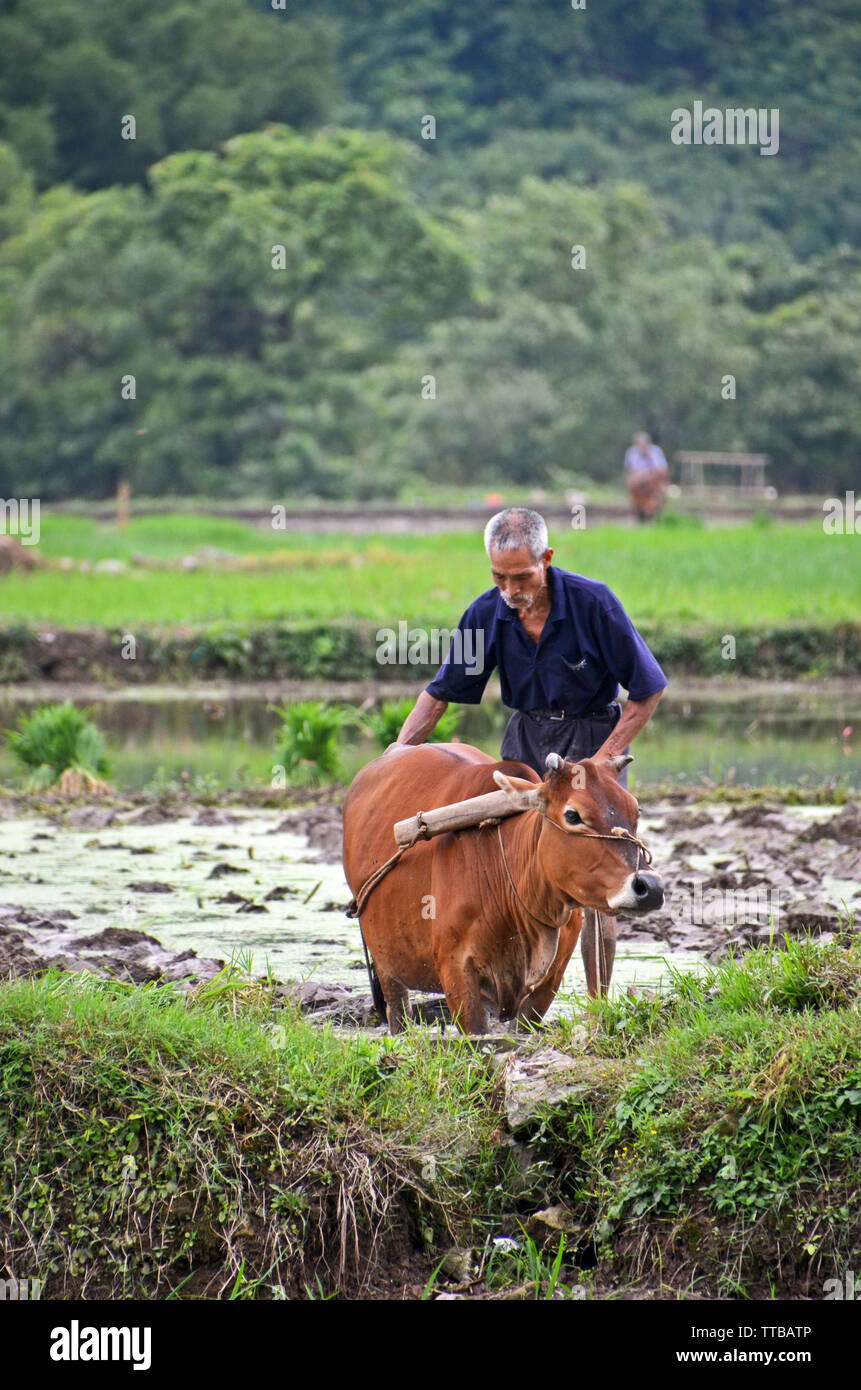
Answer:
[{"left": 396, "top": 506, "right": 667, "bottom": 994}]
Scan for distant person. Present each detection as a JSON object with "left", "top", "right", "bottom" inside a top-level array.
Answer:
[{"left": 624, "top": 432, "right": 669, "bottom": 523}]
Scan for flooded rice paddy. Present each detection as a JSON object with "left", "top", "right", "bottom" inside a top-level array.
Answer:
[{"left": 0, "top": 784, "right": 857, "bottom": 1018}]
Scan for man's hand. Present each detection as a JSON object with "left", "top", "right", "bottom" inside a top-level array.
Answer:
[
  {"left": 594, "top": 688, "right": 664, "bottom": 760},
  {"left": 396, "top": 690, "right": 449, "bottom": 745}
]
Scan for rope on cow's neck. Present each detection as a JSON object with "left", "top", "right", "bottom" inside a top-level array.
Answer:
[
  {"left": 550, "top": 821, "right": 653, "bottom": 867},
  {"left": 550, "top": 820, "right": 652, "bottom": 994},
  {"left": 345, "top": 812, "right": 431, "bottom": 920},
  {"left": 495, "top": 823, "right": 564, "bottom": 931}
]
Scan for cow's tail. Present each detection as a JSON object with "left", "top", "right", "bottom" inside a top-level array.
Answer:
[
  {"left": 366, "top": 953, "right": 387, "bottom": 1023},
  {"left": 347, "top": 897, "right": 387, "bottom": 1023}
]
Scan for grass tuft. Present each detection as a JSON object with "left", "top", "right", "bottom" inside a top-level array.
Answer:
[{"left": 4, "top": 700, "right": 111, "bottom": 792}]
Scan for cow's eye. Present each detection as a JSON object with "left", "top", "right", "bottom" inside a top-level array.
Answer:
[{"left": 564, "top": 809, "right": 582, "bottom": 826}]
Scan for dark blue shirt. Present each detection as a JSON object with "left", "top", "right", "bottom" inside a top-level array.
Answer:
[{"left": 424, "top": 565, "right": 667, "bottom": 712}]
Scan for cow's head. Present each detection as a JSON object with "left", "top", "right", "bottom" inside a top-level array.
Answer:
[{"left": 492, "top": 753, "right": 663, "bottom": 914}]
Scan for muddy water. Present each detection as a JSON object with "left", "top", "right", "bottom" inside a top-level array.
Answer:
[
  {"left": 1, "top": 794, "right": 858, "bottom": 1017},
  {"left": 0, "top": 811, "right": 369, "bottom": 989},
  {"left": 0, "top": 807, "right": 702, "bottom": 1009}
]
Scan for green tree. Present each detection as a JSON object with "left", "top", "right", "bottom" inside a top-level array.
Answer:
[
  {"left": 0, "top": 126, "right": 471, "bottom": 499},
  {"left": 0, "top": 0, "right": 335, "bottom": 189}
]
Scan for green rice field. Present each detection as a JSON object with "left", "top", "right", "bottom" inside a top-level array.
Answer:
[{"left": 2, "top": 516, "right": 856, "bottom": 629}]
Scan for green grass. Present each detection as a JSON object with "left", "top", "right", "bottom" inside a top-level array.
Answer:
[
  {"left": 2, "top": 931, "right": 860, "bottom": 1298},
  {"left": 33, "top": 514, "right": 302, "bottom": 562},
  {"left": 0, "top": 965, "right": 510, "bottom": 1299},
  {"left": 5, "top": 518, "right": 857, "bottom": 628},
  {"left": 540, "top": 933, "right": 861, "bottom": 1295}
]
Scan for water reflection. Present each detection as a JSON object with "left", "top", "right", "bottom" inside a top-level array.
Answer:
[{"left": 0, "top": 684, "right": 856, "bottom": 789}]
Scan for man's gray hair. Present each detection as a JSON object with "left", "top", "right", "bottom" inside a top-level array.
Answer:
[{"left": 484, "top": 508, "right": 549, "bottom": 562}]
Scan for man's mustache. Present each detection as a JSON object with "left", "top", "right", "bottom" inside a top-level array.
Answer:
[{"left": 501, "top": 581, "right": 548, "bottom": 609}]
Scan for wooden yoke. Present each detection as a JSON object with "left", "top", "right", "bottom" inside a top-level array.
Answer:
[{"left": 393, "top": 790, "right": 525, "bottom": 846}]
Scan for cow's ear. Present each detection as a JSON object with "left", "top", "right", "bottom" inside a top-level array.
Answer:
[
  {"left": 605, "top": 754, "right": 634, "bottom": 778},
  {"left": 493, "top": 770, "right": 545, "bottom": 808}
]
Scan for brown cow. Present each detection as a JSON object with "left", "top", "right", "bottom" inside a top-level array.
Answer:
[{"left": 342, "top": 741, "right": 663, "bottom": 1034}]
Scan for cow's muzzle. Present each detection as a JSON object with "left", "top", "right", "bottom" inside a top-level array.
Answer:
[{"left": 607, "top": 871, "right": 664, "bottom": 913}]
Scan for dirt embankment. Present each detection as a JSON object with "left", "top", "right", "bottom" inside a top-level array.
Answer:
[{"left": 2, "top": 621, "right": 859, "bottom": 684}]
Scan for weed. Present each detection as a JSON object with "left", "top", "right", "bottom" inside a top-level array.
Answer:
[
  {"left": 4, "top": 700, "right": 111, "bottom": 792},
  {"left": 270, "top": 700, "right": 356, "bottom": 786}
]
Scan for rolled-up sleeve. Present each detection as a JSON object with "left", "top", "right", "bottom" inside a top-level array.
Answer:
[
  {"left": 591, "top": 596, "right": 667, "bottom": 701},
  {"left": 424, "top": 602, "right": 496, "bottom": 705}
]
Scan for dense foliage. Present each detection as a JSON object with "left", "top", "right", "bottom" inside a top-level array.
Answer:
[{"left": 0, "top": 0, "right": 858, "bottom": 499}]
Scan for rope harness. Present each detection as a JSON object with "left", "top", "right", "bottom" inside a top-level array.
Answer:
[
  {"left": 497, "top": 817, "right": 652, "bottom": 992},
  {"left": 344, "top": 811, "right": 432, "bottom": 921},
  {"left": 345, "top": 808, "right": 653, "bottom": 1001}
]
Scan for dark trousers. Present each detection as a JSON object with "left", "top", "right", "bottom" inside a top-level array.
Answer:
[{"left": 500, "top": 702, "right": 628, "bottom": 787}]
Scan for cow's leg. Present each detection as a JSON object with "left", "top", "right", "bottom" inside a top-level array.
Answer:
[
  {"left": 515, "top": 977, "right": 559, "bottom": 1028},
  {"left": 437, "top": 954, "right": 488, "bottom": 1035},
  {"left": 376, "top": 970, "right": 411, "bottom": 1034},
  {"left": 580, "top": 910, "right": 616, "bottom": 996}
]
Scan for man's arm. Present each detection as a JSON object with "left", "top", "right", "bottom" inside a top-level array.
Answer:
[
  {"left": 396, "top": 690, "right": 449, "bottom": 745},
  {"left": 594, "top": 688, "right": 664, "bottom": 759}
]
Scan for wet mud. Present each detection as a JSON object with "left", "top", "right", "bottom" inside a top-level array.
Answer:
[{"left": 0, "top": 791, "right": 857, "bottom": 1018}]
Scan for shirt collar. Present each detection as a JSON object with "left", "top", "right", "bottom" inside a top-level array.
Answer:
[{"left": 495, "top": 564, "right": 564, "bottom": 624}]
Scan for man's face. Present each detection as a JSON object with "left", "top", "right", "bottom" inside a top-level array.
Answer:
[{"left": 489, "top": 545, "right": 553, "bottom": 611}]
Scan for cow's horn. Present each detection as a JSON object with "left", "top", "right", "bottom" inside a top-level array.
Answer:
[
  {"left": 545, "top": 752, "right": 563, "bottom": 772},
  {"left": 607, "top": 753, "right": 634, "bottom": 771}
]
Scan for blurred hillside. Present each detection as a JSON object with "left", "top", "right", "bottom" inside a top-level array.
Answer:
[{"left": 0, "top": 0, "right": 858, "bottom": 500}]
